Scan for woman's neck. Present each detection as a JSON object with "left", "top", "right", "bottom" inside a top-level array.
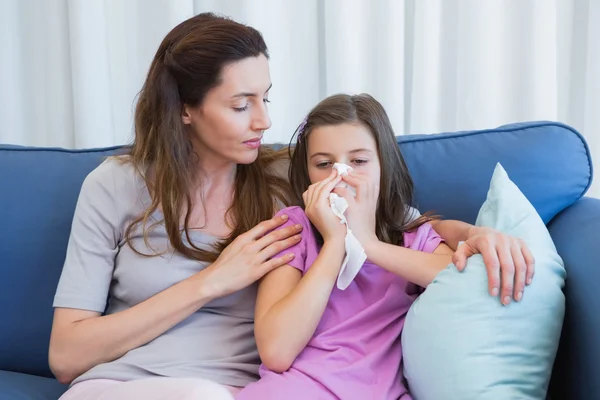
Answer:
[
  {"left": 186, "top": 157, "right": 237, "bottom": 237},
  {"left": 194, "top": 156, "right": 237, "bottom": 193}
]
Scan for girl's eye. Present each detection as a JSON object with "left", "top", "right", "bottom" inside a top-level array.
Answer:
[
  {"left": 352, "top": 159, "right": 368, "bottom": 165},
  {"left": 316, "top": 161, "right": 332, "bottom": 168},
  {"left": 263, "top": 98, "right": 271, "bottom": 104}
]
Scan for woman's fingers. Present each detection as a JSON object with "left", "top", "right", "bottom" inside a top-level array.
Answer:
[
  {"left": 257, "top": 232, "right": 303, "bottom": 264},
  {"left": 257, "top": 252, "right": 297, "bottom": 278},
  {"left": 251, "top": 222, "right": 303, "bottom": 253},
  {"left": 243, "top": 214, "right": 290, "bottom": 242}
]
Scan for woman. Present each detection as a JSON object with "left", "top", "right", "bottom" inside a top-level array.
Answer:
[{"left": 49, "top": 12, "right": 534, "bottom": 400}]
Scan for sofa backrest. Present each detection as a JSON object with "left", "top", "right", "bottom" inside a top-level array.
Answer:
[
  {"left": 404, "top": 121, "right": 592, "bottom": 224},
  {"left": 0, "top": 121, "right": 592, "bottom": 377},
  {"left": 0, "top": 146, "right": 124, "bottom": 377}
]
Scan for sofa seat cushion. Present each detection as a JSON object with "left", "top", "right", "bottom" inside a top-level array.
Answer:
[{"left": 0, "top": 370, "right": 68, "bottom": 400}]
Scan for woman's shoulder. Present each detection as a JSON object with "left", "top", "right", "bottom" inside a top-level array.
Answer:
[
  {"left": 83, "top": 157, "right": 143, "bottom": 193},
  {"left": 80, "top": 157, "right": 148, "bottom": 216},
  {"left": 85, "top": 156, "right": 136, "bottom": 183}
]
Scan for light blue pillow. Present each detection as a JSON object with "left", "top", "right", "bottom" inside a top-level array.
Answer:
[{"left": 402, "top": 163, "right": 566, "bottom": 400}]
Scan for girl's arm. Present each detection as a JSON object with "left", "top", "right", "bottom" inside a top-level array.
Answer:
[
  {"left": 255, "top": 170, "right": 348, "bottom": 373},
  {"left": 364, "top": 241, "right": 454, "bottom": 287},
  {"left": 254, "top": 238, "right": 345, "bottom": 373},
  {"left": 338, "top": 172, "right": 534, "bottom": 305}
]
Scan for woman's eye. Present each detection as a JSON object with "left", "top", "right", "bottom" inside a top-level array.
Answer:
[
  {"left": 316, "top": 162, "right": 332, "bottom": 168},
  {"left": 233, "top": 105, "right": 249, "bottom": 112},
  {"left": 352, "top": 159, "right": 368, "bottom": 165}
]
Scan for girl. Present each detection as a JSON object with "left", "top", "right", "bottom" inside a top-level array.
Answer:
[{"left": 237, "top": 93, "right": 455, "bottom": 400}]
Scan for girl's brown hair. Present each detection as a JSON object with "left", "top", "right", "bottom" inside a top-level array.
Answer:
[
  {"left": 289, "top": 93, "right": 436, "bottom": 246},
  {"left": 124, "top": 12, "right": 290, "bottom": 262}
]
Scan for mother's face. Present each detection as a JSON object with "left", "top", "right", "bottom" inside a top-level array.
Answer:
[{"left": 182, "top": 54, "right": 272, "bottom": 166}]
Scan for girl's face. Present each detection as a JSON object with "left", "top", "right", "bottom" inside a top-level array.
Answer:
[{"left": 306, "top": 123, "right": 381, "bottom": 187}]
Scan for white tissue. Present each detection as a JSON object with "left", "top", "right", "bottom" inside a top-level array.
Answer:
[
  {"left": 330, "top": 163, "right": 367, "bottom": 290},
  {"left": 332, "top": 163, "right": 356, "bottom": 197},
  {"left": 333, "top": 162, "right": 353, "bottom": 176}
]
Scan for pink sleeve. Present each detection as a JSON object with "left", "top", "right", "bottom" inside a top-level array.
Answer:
[
  {"left": 403, "top": 222, "right": 445, "bottom": 295},
  {"left": 403, "top": 222, "right": 444, "bottom": 253},
  {"left": 270, "top": 206, "right": 312, "bottom": 273}
]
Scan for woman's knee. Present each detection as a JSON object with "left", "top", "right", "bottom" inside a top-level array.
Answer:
[
  {"left": 89, "top": 377, "right": 236, "bottom": 400},
  {"left": 183, "top": 379, "right": 236, "bottom": 399}
]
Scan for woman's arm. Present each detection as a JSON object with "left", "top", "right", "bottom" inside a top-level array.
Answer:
[
  {"left": 49, "top": 214, "right": 302, "bottom": 384},
  {"left": 364, "top": 241, "right": 454, "bottom": 287},
  {"left": 429, "top": 219, "right": 535, "bottom": 304},
  {"left": 50, "top": 276, "right": 212, "bottom": 384},
  {"left": 254, "top": 238, "right": 345, "bottom": 373},
  {"left": 428, "top": 219, "right": 470, "bottom": 251}
]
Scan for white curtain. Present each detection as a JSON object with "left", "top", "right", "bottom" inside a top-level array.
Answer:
[{"left": 1, "top": 0, "right": 598, "bottom": 197}]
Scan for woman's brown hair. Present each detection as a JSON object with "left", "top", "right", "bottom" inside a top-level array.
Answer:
[
  {"left": 289, "top": 93, "right": 436, "bottom": 246},
  {"left": 124, "top": 12, "right": 290, "bottom": 262}
]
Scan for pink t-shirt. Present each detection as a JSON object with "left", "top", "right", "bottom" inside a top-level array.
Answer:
[{"left": 237, "top": 206, "right": 443, "bottom": 400}]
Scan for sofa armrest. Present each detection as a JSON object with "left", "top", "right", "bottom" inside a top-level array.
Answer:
[{"left": 546, "top": 197, "right": 600, "bottom": 400}]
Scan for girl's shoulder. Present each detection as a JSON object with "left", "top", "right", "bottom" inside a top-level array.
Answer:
[
  {"left": 274, "top": 206, "right": 311, "bottom": 228},
  {"left": 403, "top": 222, "right": 443, "bottom": 253}
]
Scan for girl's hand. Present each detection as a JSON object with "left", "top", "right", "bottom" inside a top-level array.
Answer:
[
  {"left": 303, "top": 170, "right": 346, "bottom": 243},
  {"left": 334, "top": 172, "right": 379, "bottom": 249}
]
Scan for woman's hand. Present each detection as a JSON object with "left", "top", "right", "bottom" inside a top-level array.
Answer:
[
  {"left": 333, "top": 172, "right": 379, "bottom": 249},
  {"left": 303, "top": 170, "right": 346, "bottom": 242},
  {"left": 198, "top": 214, "right": 303, "bottom": 299},
  {"left": 452, "top": 226, "right": 535, "bottom": 306}
]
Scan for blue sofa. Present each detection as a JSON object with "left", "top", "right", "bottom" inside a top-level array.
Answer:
[{"left": 0, "top": 121, "right": 597, "bottom": 400}]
